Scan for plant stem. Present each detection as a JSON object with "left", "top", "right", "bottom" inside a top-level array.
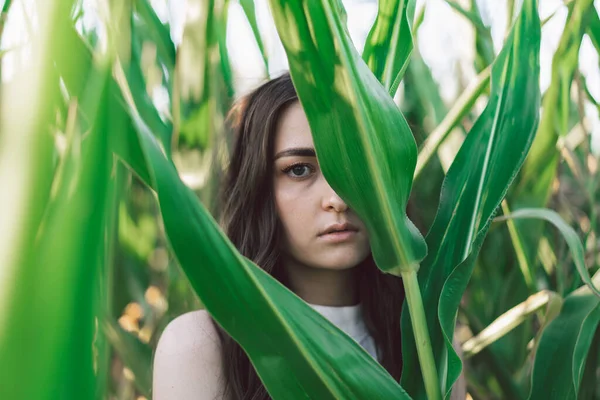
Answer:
[{"left": 401, "top": 269, "right": 442, "bottom": 400}]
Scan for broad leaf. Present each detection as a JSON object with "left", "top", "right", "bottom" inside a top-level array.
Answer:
[
  {"left": 363, "top": 0, "right": 415, "bottom": 96},
  {"left": 0, "top": 59, "right": 117, "bottom": 400},
  {"left": 508, "top": 0, "right": 595, "bottom": 273},
  {"left": 0, "top": 2, "right": 99, "bottom": 398},
  {"left": 400, "top": 1, "right": 541, "bottom": 398},
  {"left": 493, "top": 207, "right": 600, "bottom": 399},
  {"left": 529, "top": 271, "right": 600, "bottom": 400},
  {"left": 497, "top": 208, "right": 600, "bottom": 298},
  {"left": 268, "top": 0, "right": 427, "bottom": 276}
]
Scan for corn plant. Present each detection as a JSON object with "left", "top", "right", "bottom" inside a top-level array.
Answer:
[{"left": 0, "top": 0, "right": 599, "bottom": 399}]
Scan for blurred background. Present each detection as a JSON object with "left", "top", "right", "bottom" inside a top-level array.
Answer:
[{"left": 1, "top": 0, "right": 599, "bottom": 399}]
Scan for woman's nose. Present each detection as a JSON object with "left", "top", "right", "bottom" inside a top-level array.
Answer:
[{"left": 321, "top": 180, "right": 348, "bottom": 213}]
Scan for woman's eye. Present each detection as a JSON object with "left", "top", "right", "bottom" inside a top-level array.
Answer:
[{"left": 283, "top": 163, "right": 313, "bottom": 178}]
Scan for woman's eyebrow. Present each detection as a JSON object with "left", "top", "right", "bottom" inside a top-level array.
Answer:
[{"left": 273, "top": 147, "right": 316, "bottom": 160}]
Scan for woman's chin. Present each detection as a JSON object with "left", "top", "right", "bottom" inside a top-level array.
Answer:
[{"left": 312, "top": 253, "right": 368, "bottom": 271}]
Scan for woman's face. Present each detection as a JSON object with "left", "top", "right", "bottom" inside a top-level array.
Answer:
[{"left": 272, "top": 101, "right": 370, "bottom": 272}]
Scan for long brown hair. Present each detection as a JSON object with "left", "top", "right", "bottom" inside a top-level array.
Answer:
[{"left": 211, "top": 72, "right": 406, "bottom": 400}]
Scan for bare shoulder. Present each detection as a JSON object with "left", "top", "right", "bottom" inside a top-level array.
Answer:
[
  {"left": 155, "top": 309, "right": 221, "bottom": 354},
  {"left": 153, "top": 309, "right": 227, "bottom": 400}
]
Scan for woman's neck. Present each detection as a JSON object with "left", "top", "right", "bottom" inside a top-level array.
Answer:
[{"left": 282, "top": 258, "right": 360, "bottom": 306}]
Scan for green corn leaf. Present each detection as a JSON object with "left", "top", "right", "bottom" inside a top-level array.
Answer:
[
  {"left": 239, "top": 0, "right": 269, "bottom": 73},
  {"left": 127, "top": 0, "right": 176, "bottom": 154},
  {"left": 516, "top": 0, "right": 594, "bottom": 189},
  {"left": 266, "top": 1, "right": 444, "bottom": 394},
  {"left": 133, "top": 0, "right": 175, "bottom": 74},
  {"left": 0, "top": 0, "right": 11, "bottom": 35},
  {"left": 508, "top": 0, "right": 595, "bottom": 273},
  {"left": 112, "top": 79, "right": 153, "bottom": 186},
  {"left": 363, "top": 0, "right": 415, "bottom": 96},
  {"left": 413, "top": 9, "right": 555, "bottom": 180},
  {"left": 443, "top": 0, "right": 495, "bottom": 71},
  {"left": 413, "top": 4, "right": 426, "bottom": 34},
  {"left": 40, "top": 66, "right": 115, "bottom": 400},
  {"left": 444, "top": 0, "right": 495, "bottom": 71},
  {"left": 117, "top": 103, "right": 412, "bottom": 399},
  {"left": 53, "top": 25, "right": 93, "bottom": 97},
  {"left": 587, "top": 5, "right": 600, "bottom": 54},
  {"left": 0, "top": 57, "right": 115, "bottom": 399},
  {"left": 126, "top": 38, "right": 173, "bottom": 155},
  {"left": 1, "top": 0, "right": 11, "bottom": 14},
  {"left": 58, "top": 9, "right": 157, "bottom": 184},
  {"left": 0, "top": 1, "right": 130, "bottom": 397},
  {"left": 94, "top": 161, "right": 128, "bottom": 400},
  {"left": 266, "top": 1, "right": 453, "bottom": 396},
  {"left": 176, "top": 0, "right": 231, "bottom": 151},
  {"left": 495, "top": 208, "right": 600, "bottom": 298},
  {"left": 218, "top": 3, "right": 235, "bottom": 98},
  {"left": 443, "top": 0, "right": 488, "bottom": 34},
  {"left": 528, "top": 271, "right": 600, "bottom": 400},
  {"left": 268, "top": 0, "right": 426, "bottom": 277},
  {"left": 0, "top": 0, "right": 75, "bottom": 286},
  {"left": 470, "top": 0, "right": 495, "bottom": 71},
  {"left": 400, "top": 1, "right": 541, "bottom": 398},
  {"left": 0, "top": 1, "right": 81, "bottom": 397}
]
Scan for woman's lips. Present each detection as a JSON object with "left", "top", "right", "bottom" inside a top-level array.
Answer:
[{"left": 318, "top": 230, "right": 358, "bottom": 243}]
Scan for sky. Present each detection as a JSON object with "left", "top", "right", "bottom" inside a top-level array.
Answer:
[{"left": 1, "top": 0, "right": 599, "bottom": 153}]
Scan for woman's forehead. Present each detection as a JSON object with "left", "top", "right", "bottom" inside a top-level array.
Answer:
[{"left": 274, "top": 102, "right": 314, "bottom": 154}]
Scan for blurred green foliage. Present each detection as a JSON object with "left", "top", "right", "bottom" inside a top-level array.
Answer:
[{"left": 0, "top": 0, "right": 599, "bottom": 399}]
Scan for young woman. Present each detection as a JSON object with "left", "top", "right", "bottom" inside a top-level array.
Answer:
[{"left": 153, "top": 73, "right": 465, "bottom": 400}]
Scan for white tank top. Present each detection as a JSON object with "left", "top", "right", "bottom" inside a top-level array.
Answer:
[{"left": 307, "top": 302, "right": 379, "bottom": 362}]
